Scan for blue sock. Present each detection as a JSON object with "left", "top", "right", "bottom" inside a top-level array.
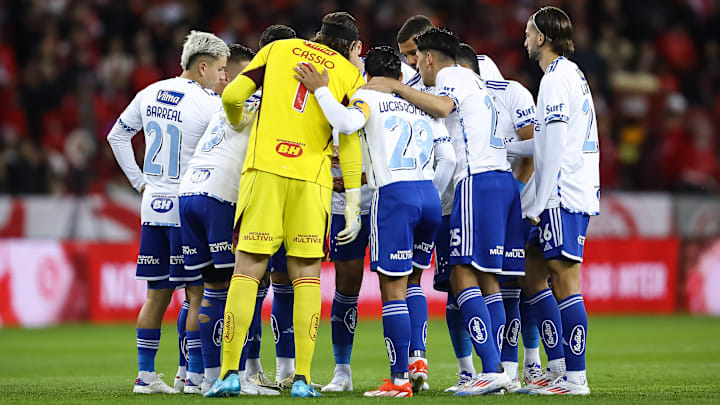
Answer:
[
  {"left": 272, "top": 283, "right": 295, "bottom": 358},
  {"left": 528, "top": 289, "right": 565, "bottom": 363},
  {"left": 520, "top": 293, "right": 540, "bottom": 349},
  {"left": 382, "top": 300, "right": 411, "bottom": 376},
  {"left": 456, "top": 287, "right": 500, "bottom": 373},
  {"left": 331, "top": 291, "right": 358, "bottom": 365},
  {"left": 558, "top": 294, "right": 587, "bottom": 372},
  {"left": 186, "top": 330, "right": 203, "bottom": 375},
  {"left": 484, "top": 292, "right": 506, "bottom": 353},
  {"left": 446, "top": 294, "right": 472, "bottom": 358},
  {"left": 137, "top": 328, "right": 161, "bottom": 372},
  {"left": 500, "top": 288, "right": 521, "bottom": 363},
  {"left": 199, "top": 288, "right": 226, "bottom": 373},
  {"left": 248, "top": 286, "right": 268, "bottom": 360},
  {"left": 177, "top": 300, "right": 189, "bottom": 369},
  {"left": 406, "top": 284, "right": 428, "bottom": 354}
]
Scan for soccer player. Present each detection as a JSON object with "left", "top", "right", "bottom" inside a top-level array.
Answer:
[
  {"left": 454, "top": 42, "right": 538, "bottom": 392},
  {"left": 177, "top": 43, "right": 280, "bottom": 396},
  {"left": 507, "top": 6, "right": 599, "bottom": 395},
  {"left": 364, "top": 28, "right": 524, "bottom": 395},
  {"left": 106, "top": 31, "right": 229, "bottom": 394},
  {"left": 204, "top": 12, "right": 365, "bottom": 398},
  {"left": 294, "top": 45, "right": 455, "bottom": 397}
]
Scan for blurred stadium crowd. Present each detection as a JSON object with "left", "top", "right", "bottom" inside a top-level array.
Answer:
[{"left": 0, "top": 0, "right": 718, "bottom": 195}]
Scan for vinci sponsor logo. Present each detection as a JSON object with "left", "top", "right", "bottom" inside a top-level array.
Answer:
[
  {"left": 156, "top": 90, "right": 185, "bottom": 106},
  {"left": 151, "top": 197, "right": 173, "bottom": 213},
  {"left": 276, "top": 142, "right": 304, "bottom": 157}
]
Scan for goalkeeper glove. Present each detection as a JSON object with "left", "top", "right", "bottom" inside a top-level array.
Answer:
[{"left": 337, "top": 188, "right": 362, "bottom": 245}]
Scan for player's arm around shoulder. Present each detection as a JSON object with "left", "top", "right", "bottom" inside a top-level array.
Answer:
[{"left": 222, "top": 45, "right": 270, "bottom": 126}]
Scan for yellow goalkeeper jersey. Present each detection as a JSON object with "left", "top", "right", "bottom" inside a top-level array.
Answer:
[{"left": 222, "top": 38, "right": 364, "bottom": 189}]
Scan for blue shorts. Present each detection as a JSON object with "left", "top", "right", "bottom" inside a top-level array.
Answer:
[
  {"left": 179, "top": 196, "right": 235, "bottom": 277},
  {"left": 449, "top": 171, "right": 525, "bottom": 275},
  {"left": 529, "top": 207, "right": 590, "bottom": 262},
  {"left": 268, "top": 244, "right": 287, "bottom": 273},
  {"left": 329, "top": 214, "right": 370, "bottom": 261},
  {"left": 370, "top": 181, "right": 441, "bottom": 276},
  {"left": 137, "top": 225, "right": 200, "bottom": 289},
  {"left": 433, "top": 215, "right": 451, "bottom": 292}
]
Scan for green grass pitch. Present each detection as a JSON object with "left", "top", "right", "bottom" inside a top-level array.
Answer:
[{"left": 0, "top": 316, "right": 719, "bottom": 404}]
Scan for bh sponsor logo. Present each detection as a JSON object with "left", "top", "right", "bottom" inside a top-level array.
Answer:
[
  {"left": 276, "top": 142, "right": 304, "bottom": 157},
  {"left": 156, "top": 89, "right": 185, "bottom": 106},
  {"left": 151, "top": 197, "right": 173, "bottom": 213},
  {"left": 385, "top": 337, "right": 396, "bottom": 366},
  {"left": 541, "top": 320, "right": 559, "bottom": 348},
  {"left": 468, "top": 317, "right": 488, "bottom": 344},
  {"left": 223, "top": 312, "right": 235, "bottom": 343},
  {"left": 213, "top": 319, "right": 224, "bottom": 347},
  {"left": 506, "top": 318, "right": 520, "bottom": 347},
  {"left": 570, "top": 325, "right": 586, "bottom": 355},
  {"left": 344, "top": 307, "right": 357, "bottom": 334},
  {"left": 190, "top": 168, "right": 211, "bottom": 183}
]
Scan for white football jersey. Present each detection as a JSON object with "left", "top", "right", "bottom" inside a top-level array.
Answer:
[
  {"left": 476, "top": 54, "right": 504, "bottom": 81},
  {"left": 534, "top": 57, "right": 600, "bottom": 215},
  {"left": 350, "top": 89, "right": 451, "bottom": 189},
  {"left": 435, "top": 65, "right": 510, "bottom": 184},
  {"left": 112, "top": 77, "right": 222, "bottom": 225},
  {"left": 484, "top": 80, "right": 536, "bottom": 175},
  {"left": 179, "top": 92, "right": 261, "bottom": 203}
]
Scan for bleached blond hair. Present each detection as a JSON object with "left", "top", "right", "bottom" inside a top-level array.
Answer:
[{"left": 180, "top": 30, "right": 230, "bottom": 71}]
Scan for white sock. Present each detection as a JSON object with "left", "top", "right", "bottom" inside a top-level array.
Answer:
[
  {"left": 547, "top": 358, "right": 566, "bottom": 374},
  {"left": 501, "top": 361, "right": 519, "bottom": 381},
  {"left": 247, "top": 358, "right": 263, "bottom": 376},
  {"left": 393, "top": 377, "right": 409, "bottom": 385},
  {"left": 139, "top": 370, "right": 157, "bottom": 382},
  {"left": 276, "top": 357, "right": 295, "bottom": 379},
  {"left": 238, "top": 370, "right": 247, "bottom": 380},
  {"left": 187, "top": 371, "right": 203, "bottom": 385},
  {"left": 205, "top": 366, "right": 221, "bottom": 382},
  {"left": 457, "top": 356, "right": 476, "bottom": 376},
  {"left": 565, "top": 370, "right": 587, "bottom": 385},
  {"left": 175, "top": 365, "right": 187, "bottom": 378},
  {"left": 523, "top": 347, "right": 541, "bottom": 367},
  {"left": 334, "top": 363, "right": 352, "bottom": 377}
]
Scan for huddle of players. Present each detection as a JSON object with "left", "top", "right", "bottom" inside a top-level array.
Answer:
[{"left": 108, "top": 4, "right": 598, "bottom": 399}]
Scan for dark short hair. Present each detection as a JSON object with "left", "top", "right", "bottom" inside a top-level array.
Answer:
[
  {"left": 259, "top": 24, "right": 297, "bottom": 48},
  {"left": 396, "top": 15, "right": 434, "bottom": 44},
  {"left": 531, "top": 6, "right": 574, "bottom": 56},
  {"left": 364, "top": 46, "right": 401, "bottom": 80},
  {"left": 414, "top": 28, "right": 458, "bottom": 61},
  {"left": 311, "top": 11, "right": 359, "bottom": 59},
  {"left": 456, "top": 43, "right": 479, "bottom": 75},
  {"left": 228, "top": 44, "right": 256, "bottom": 64}
]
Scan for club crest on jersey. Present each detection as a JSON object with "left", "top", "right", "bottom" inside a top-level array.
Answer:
[
  {"left": 344, "top": 307, "right": 357, "bottom": 334},
  {"left": 213, "top": 319, "right": 224, "bottom": 347},
  {"left": 156, "top": 90, "right": 185, "bottom": 106},
  {"left": 385, "top": 337, "right": 396, "bottom": 366},
  {"left": 541, "top": 320, "right": 559, "bottom": 348},
  {"left": 570, "top": 325, "right": 586, "bottom": 355},
  {"left": 151, "top": 197, "right": 173, "bottom": 213},
  {"left": 270, "top": 314, "right": 280, "bottom": 344},
  {"left": 506, "top": 318, "right": 520, "bottom": 347},
  {"left": 468, "top": 317, "right": 488, "bottom": 344},
  {"left": 276, "top": 142, "right": 304, "bottom": 157}
]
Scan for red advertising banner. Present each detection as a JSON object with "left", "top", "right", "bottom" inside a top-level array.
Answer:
[{"left": 582, "top": 238, "right": 679, "bottom": 313}]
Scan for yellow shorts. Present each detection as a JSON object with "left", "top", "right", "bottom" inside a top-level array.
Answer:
[{"left": 233, "top": 169, "right": 331, "bottom": 258}]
